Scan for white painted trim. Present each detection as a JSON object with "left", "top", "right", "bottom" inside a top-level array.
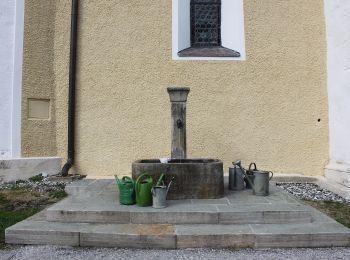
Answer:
[
  {"left": 11, "top": 0, "right": 24, "bottom": 157},
  {"left": 172, "top": 0, "right": 246, "bottom": 61},
  {"left": 324, "top": 0, "right": 350, "bottom": 166}
]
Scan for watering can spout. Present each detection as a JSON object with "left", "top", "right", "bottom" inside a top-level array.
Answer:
[
  {"left": 233, "top": 160, "right": 242, "bottom": 167},
  {"left": 167, "top": 177, "right": 175, "bottom": 193}
]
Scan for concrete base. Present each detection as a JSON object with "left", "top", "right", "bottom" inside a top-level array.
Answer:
[
  {"left": 0, "top": 157, "right": 61, "bottom": 182},
  {"left": 5, "top": 178, "right": 350, "bottom": 248},
  {"left": 325, "top": 162, "right": 350, "bottom": 187}
]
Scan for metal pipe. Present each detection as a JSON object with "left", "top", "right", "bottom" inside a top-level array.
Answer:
[{"left": 61, "top": 0, "right": 79, "bottom": 176}]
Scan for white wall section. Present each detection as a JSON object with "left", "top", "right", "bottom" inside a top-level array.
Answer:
[
  {"left": 0, "top": 0, "right": 24, "bottom": 158},
  {"left": 324, "top": 0, "right": 350, "bottom": 166}
]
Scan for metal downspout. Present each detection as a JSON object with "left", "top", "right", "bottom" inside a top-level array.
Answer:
[{"left": 61, "top": 0, "right": 78, "bottom": 176}]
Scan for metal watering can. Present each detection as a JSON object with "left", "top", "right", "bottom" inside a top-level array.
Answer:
[
  {"left": 135, "top": 173, "right": 153, "bottom": 207},
  {"left": 151, "top": 174, "right": 174, "bottom": 209},
  {"left": 239, "top": 163, "right": 273, "bottom": 196},
  {"left": 114, "top": 176, "right": 135, "bottom": 205},
  {"left": 229, "top": 160, "right": 245, "bottom": 191},
  {"left": 244, "top": 163, "right": 256, "bottom": 189}
]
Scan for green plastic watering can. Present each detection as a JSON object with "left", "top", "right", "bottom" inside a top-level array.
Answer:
[
  {"left": 135, "top": 173, "right": 153, "bottom": 207},
  {"left": 115, "top": 176, "right": 135, "bottom": 205}
]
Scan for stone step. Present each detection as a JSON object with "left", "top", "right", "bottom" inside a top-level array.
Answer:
[
  {"left": 48, "top": 182, "right": 313, "bottom": 225},
  {"left": 6, "top": 217, "right": 350, "bottom": 249},
  {"left": 46, "top": 201, "right": 312, "bottom": 225}
]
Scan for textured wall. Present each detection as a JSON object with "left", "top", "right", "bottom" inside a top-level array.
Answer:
[
  {"left": 48, "top": 0, "right": 328, "bottom": 176},
  {"left": 21, "top": 0, "right": 57, "bottom": 157}
]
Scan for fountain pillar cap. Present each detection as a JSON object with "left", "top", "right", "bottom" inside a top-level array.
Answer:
[{"left": 167, "top": 87, "right": 190, "bottom": 102}]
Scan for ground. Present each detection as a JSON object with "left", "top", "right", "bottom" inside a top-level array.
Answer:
[
  {"left": 0, "top": 175, "right": 70, "bottom": 248},
  {"left": 1, "top": 246, "right": 350, "bottom": 260}
]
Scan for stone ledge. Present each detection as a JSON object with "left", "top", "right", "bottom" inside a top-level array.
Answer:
[
  {"left": 0, "top": 157, "right": 61, "bottom": 182},
  {"left": 6, "top": 220, "right": 350, "bottom": 249}
]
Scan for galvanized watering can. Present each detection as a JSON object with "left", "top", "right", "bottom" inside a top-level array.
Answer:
[
  {"left": 135, "top": 173, "right": 153, "bottom": 207},
  {"left": 229, "top": 160, "right": 245, "bottom": 191},
  {"left": 244, "top": 163, "right": 257, "bottom": 189},
  {"left": 239, "top": 163, "right": 273, "bottom": 196},
  {"left": 114, "top": 176, "right": 135, "bottom": 205},
  {"left": 151, "top": 174, "right": 174, "bottom": 209}
]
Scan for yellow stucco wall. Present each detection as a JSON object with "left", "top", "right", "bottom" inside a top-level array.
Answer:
[
  {"left": 24, "top": 0, "right": 329, "bottom": 176},
  {"left": 21, "top": 0, "right": 57, "bottom": 157}
]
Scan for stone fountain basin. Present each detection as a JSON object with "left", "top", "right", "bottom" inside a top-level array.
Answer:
[{"left": 132, "top": 159, "right": 224, "bottom": 200}]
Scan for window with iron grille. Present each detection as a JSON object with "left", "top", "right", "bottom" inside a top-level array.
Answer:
[
  {"left": 191, "top": 0, "right": 222, "bottom": 47},
  {"left": 178, "top": 0, "right": 241, "bottom": 58}
]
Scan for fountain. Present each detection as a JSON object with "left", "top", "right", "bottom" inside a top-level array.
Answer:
[{"left": 132, "top": 87, "right": 224, "bottom": 199}]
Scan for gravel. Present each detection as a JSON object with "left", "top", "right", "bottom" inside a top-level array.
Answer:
[
  {"left": 1, "top": 246, "right": 350, "bottom": 260},
  {"left": 0, "top": 176, "right": 70, "bottom": 193},
  {"left": 276, "top": 182, "right": 350, "bottom": 203}
]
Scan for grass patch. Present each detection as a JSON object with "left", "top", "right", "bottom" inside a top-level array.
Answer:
[
  {"left": 49, "top": 191, "right": 67, "bottom": 200},
  {"left": 0, "top": 186, "right": 68, "bottom": 248},
  {"left": 28, "top": 175, "right": 44, "bottom": 182},
  {"left": 304, "top": 200, "right": 350, "bottom": 228},
  {"left": 0, "top": 208, "right": 41, "bottom": 248}
]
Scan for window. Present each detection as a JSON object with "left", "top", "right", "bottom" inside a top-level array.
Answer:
[
  {"left": 172, "top": 0, "right": 246, "bottom": 60},
  {"left": 191, "top": 0, "right": 222, "bottom": 47}
]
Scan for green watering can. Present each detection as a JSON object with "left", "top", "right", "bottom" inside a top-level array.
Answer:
[
  {"left": 114, "top": 176, "right": 135, "bottom": 205},
  {"left": 135, "top": 173, "right": 153, "bottom": 207}
]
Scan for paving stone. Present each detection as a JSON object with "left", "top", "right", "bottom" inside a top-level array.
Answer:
[
  {"left": 130, "top": 205, "right": 218, "bottom": 224},
  {"left": 5, "top": 220, "right": 84, "bottom": 246},
  {"left": 65, "top": 179, "right": 96, "bottom": 195},
  {"left": 47, "top": 209, "right": 131, "bottom": 223},
  {"left": 251, "top": 223, "right": 350, "bottom": 248},
  {"left": 190, "top": 198, "right": 229, "bottom": 205},
  {"left": 176, "top": 224, "right": 254, "bottom": 248},
  {"left": 217, "top": 204, "right": 311, "bottom": 224},
  {"left": 80, "top": 224, "right": 176, "bottom": 249}
]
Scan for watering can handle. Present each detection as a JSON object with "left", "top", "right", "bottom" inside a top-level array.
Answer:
[
  {"left": 122, "top": 176, "right": 134, "bottom": 184},
  {"left": 135, "top": 173, "right": 151, "bottom": 193},
  {"left": 239, "top": 165, "right": 254, "bottom": 189},
  {"left": 269, "top": 171, "right": 274, "bottom": 180},
  {"left": 248, "top": 163, "right": 257, "bottom": 172}
]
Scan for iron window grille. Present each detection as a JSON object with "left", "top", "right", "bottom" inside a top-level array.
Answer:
[{"left": 178, "top": 0, "right": 240, "bottom": 58}]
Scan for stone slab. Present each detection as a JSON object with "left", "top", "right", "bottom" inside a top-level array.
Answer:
[
  {"left": 218, "top": 208, "right": 311, "bottom": 224},
  {"left": 5, "top": 220, "right": 83, "bottom": 246},
  {"left": 80, "top": 224, "right": 176, "bottom": 249},
  {"left": 175, "top": 224, "right": 254, "bottom": 248},
  {"left": 252, "top": 223, "right": 350, "bottom": 248},
  {"left": 130, "top": 206, "right": 218, "bottom": 224}
]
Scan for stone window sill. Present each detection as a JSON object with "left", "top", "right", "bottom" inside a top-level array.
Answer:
[{"left": 178, "top": 46, "right": 240, "bottom": 58}]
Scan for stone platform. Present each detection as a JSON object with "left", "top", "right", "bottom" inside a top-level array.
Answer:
[{"left": 6, "top": 178, "right": 350, "bottom": 249}]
